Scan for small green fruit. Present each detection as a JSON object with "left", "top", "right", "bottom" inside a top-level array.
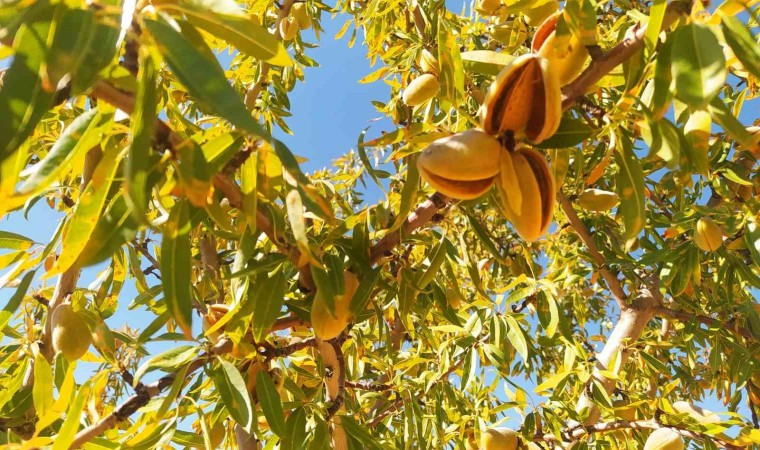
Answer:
[
  {"left": 482, "top": 427, "right": 518, "bottom": 450},
  {"left": 51, "top": 304, "right": 91, "bottom": 361},
  {"left": 402, "top": 73, "right": 440, "bottom": 106},
  {"left": 693, "top": 217, "right": 723, "bottom": 251}
]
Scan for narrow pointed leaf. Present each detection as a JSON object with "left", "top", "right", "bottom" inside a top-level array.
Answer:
[
  {"left": 125, "top": 47, "right": 159, "bottom": 220},
  {"left": 19, "top": 108, "right": 105, "bottom": 197},
  {"left": 0, "top": 5, "right": 55, "bottom": 164},
  {"left": 670, "top": 23, "right": 726, "bottom": 106},
  {"left": 142, "top": 17, "right": 269, "bottom": 138},
  {"left": 161, "top": 200, "right": 193, "bottom": 339},
  {"left": 54, "top": 144, "right": 123, "bottom": 274},
  {"left": 256, "top": 370, "right": 286, "bottom": 436},
  {"left": 213, "top": 358, "right": 253, "bottom": 430},
  {"left": 250, "top": 269, "right": 287, "bottom": 342}
]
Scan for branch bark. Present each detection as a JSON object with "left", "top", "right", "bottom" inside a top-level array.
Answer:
[
  {"left": 244, "top": 0, "right": 295, "bottom": 109},
  {"left": 67, "top": 339, "right": 232, "bottom": 449},
  {"left": 654, "top": 305, "right": 758, "bottom": 341},
  {"left": 558, "top": 192, "right": 629, "bottom": 309},
  {"left": 539, "top": 419, "right": 744, "bottom": 450},
  {"left": 559, "top": 0, "right": 691, "bottom": 109}
]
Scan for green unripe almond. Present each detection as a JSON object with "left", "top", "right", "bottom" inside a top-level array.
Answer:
[
  {"left": 694, "top": 217, "right": 723, "bottom": 251},
  {"left": 577, "top": 188, "right": 619, "bottom": 212},
  {"left": 482, "top": 427, "right": 519, "bottom": 450},
  {"left": 311, "top": 272, "right": 359, "bottom": 340},
  {"left": 51, "top": 304, "right": 91, "bottom": 361},
  {"left": 419, "top": 49, "right": 439, "bottom": 75},
  {"left": 402, "top": 73, "right": 440, "bottom": 106},
  {"left": 291, "top": 3, "right": 310, "bottom": 29},
  {"left": 279, "top": 16, "right": 299, "bottom": 41},
  {"left": 644, "top": 428, "right": 684, "bottom": 450}
]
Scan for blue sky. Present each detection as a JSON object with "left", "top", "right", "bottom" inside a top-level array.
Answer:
[{"left": 1, "top": 1, "right": 757, "bottom": 445}]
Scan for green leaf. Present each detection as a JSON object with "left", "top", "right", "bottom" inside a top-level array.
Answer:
[
  {"left": 51, "top": 380, "right": 92, "bottom": 450},
  {"left": 161, "top": 200, "right": 194, "bottom": 339},
  {"left": 70, "top": 7, "right": 121, "bottom": 94},
  {"left": 213, "top": 357, "right": 253, "bottom": 430},
  {"left": 534, "top": 370, "right": 570, "bottom": 395},
  {"left": 250, "top": 268, "right": 287, "bottom": 342},
  {"left": 721, "top": 15, "right": 760, "bottom": 80},
  {"left": 534, "top": 117, "right": 592, "bottom": 149},
  {"left": 43, "top": 6, "right": 96, "bottom": 91},
  {"left": 670, "top": 23, "right": 726, "bottom": 106},
  {"left": 389, "top": 155, "right": 420, "bottom": 233},
  {"left": 271, "top": 138, "right": 334, "bottom": 223},
  {"left": 141, "top": 17, "right": 269, "bottom": 138},
  {"left": 18, "top": 108, "right": 107, "bottom": 197},
  {"left": 281, "top": 407, "right": 308, "bottom": 450},
  {"left": 339, "top": 415, "right": 385, "bottom": 450},
  {"left": 310, "top": 254, "right": 345, "bottom": 315},
  {"left": 415, "top": 237, "right": 447, "bottom": 291},
  {"left": 459, "top": 50, "right": 515, "bottom": 76},
  {"left": 54, "top": 143, "right": 123, "bottom": 274},
  {"left": 709, "top": 96, "right": 760, "bottom": 150},
  {"left": 640, "top": 351, "right": 668, "bottom": 374},
  {"left": 125, "top": 47, "right": 160, "bottom": 221},
  {"left": 286, "top": 189, "right": 314, "bottom": 262},
  {"left": 32, "top": 351, "right": 54, "bottom": 419},
  {"left": 76, "top": 194, "right": 140, "bottom": 267},
  {"left": 614, "top": 136, "right": 645, "bottom": 250},
  {"left": 0, "top": 4, "right": 55, "bottom": 164},
  {"left": 647, "top": 35, "right": 674, "bottom": 118},
  {"left": 652, "top": 119, "right": 681, "bottom": 169},
  {"left": 437, "top": 16, "right": 464, "bottom": 103},
  {"left": 160, "top": 2, "right": 292, "bottom": 66},
  {"left": 0, "top": 270, "right": 35, "bottom": 332},
  {"left": 745, "top": 218, "right": 760, "bottom": 268},
  {"left": 349, "top": 267, "right": 381, "bottom": 315},
  {"left": 203, "top": 132, "right": 245, "bottom": 173},
  {"left": 505, "top": 315, "right": 529, "bottom": 361},
  {"left": 0, "top": 231, "right": 35, "bottom": 250},
  {"left": 256, "top": 370, "right": 286, "bottom": 436},
  {"left": 644, "top": 0, "right": 667, "bottom": 49},
  {"left": 133, "top": 345, "right": 198, "bottom": 386}
]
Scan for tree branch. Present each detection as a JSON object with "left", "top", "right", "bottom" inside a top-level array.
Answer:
[
  {"left": 369, "top": 193, "right": 451, "bottom": 265},
  {"left": 538, "top": 419, "right": 744, "bottom": 450},
  {"left": 325, "top": 339, "right": 346, "bottom": 419},
  {"left": 653, "top": 306, "right": 758, "bottom": 341},
  {"left": 560, "top": 0, "right": 691, "bottom": 109},
  {"left": 244, "top": 0, "right": 295, "bottom": 109},
  {"left": 67, "top": 339, "right": 233, "bottom": 449},
  {"left": 558, "top": 192, "right": 629, "bottom": 309}
]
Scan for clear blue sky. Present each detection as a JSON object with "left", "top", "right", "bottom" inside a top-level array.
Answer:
[{"left": 0, "top": 1, "right": 755, "bottom": 444}]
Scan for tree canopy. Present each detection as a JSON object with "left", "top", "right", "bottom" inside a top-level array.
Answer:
[{"left": 1, "top": 0, "right": 760, "bottom": 449}]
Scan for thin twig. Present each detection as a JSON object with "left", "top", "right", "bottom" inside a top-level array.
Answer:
[
  {"left": 67, "top": 339, "right": 232, "bottom": 449},
  {"left": 558, "top": 192, "right": 629, "bottom": 309},
  {"left": 325, "top": 339, "right": 346, "bottom": 419},
  {"left": 653, "top": 306, "right": 758, "bottom": 341},
  {"left": 345, "top": 380, "right": 395, "bottom": 392},
  {"left": 538, "top": 419, "right": 744, "bottom": 450},
  {"left": 261, "top": 337, "right": 317, "bottom": 360},
  {"left": 244, "top": 0, "right": 295, "bottom": 108}
]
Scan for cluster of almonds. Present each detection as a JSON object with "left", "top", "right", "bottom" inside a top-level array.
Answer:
[
  {"left": 416, "top": 11, "right": 589, "bottom": 242},
  {"left": 279, "top": 2, "right": 310, "bottom": 41}
]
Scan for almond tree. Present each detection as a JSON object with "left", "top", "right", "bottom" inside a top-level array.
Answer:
[{"left": 1, "top": 0, "right": 760, "bottom": 449}]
